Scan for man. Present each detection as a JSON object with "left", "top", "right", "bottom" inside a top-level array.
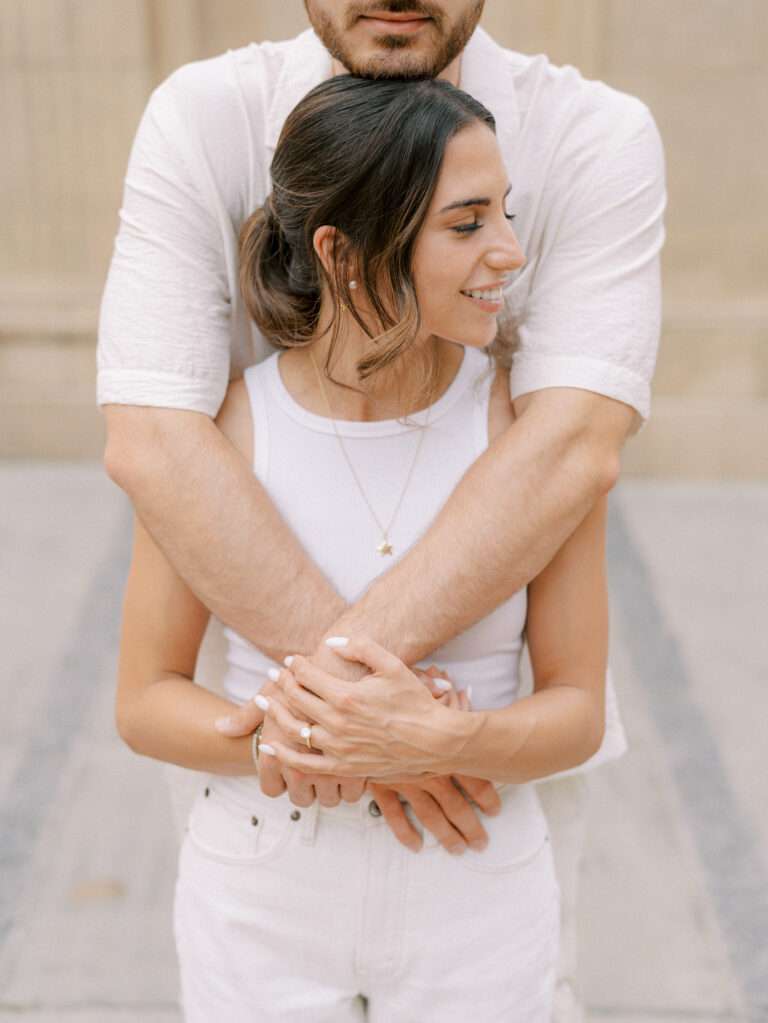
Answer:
[{"left": 99, "top": 2, "right": 665, "bottom": 1018}]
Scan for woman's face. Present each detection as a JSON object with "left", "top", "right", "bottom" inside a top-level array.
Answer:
[{"left": 410, "top": 121, "right": 525, "bottom": 350}]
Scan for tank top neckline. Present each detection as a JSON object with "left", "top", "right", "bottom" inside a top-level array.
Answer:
[{"left": 265, "top": 345, "right": 484, "bottom": 438}]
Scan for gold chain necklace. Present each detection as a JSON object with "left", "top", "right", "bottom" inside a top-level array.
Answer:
[{"left": 309, "top": 350, "right": 435, "bottom": 556}]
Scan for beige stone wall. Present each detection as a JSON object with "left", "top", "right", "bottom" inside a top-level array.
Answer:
[{"left": 2, "top": 0, "right": 766, "bottom": 474}]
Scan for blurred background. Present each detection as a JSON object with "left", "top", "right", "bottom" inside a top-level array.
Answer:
[
  {"left": 1, "top": 3, "right": 767, "bottom": 1023},
  {"left": 1, "top": 0, "right": 767, "bottom": 475}
]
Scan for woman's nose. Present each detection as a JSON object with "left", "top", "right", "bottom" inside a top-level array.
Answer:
[{"left": 487, "top": 228, "right": 526, "bottom": 273}]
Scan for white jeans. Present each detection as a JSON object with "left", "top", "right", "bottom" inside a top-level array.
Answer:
[
  {"left": 537, "top": 773, "right": 591, "bottom": 1023},
  {"left": 174, "top": 775, "right": 560, "bottom": 1022}
]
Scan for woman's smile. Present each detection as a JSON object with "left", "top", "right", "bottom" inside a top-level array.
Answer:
[
  {"left": 460, "top": 283, "right": 506, "bottom": 312},
  {"left": 410, "top": 121, "right": 524, "bottom": 349}
]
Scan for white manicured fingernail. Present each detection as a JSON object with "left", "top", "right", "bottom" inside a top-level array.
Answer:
[
  {"left": 259, "top": 743, "right": 276, "bottom": 756},
  {"left": 300, "top": 726, "right": 312, "bottom": 739},
  {"left": 253, "top": 694, "right": 270, "bottom": 711},
  {"left": 325, "top": 636, "right": 349, "bottom": 648},
  {"left": 284, "top": 655, "right": 294, "bottom": 667},
  {"left": 467, "top": 686, "right": 473, "bottom": 702},
  {"left": 434, "top": 678, "right": 452, "bottom": 691},
  {"left": 267, "top": 668, "right": 280, "bottom": 682}
]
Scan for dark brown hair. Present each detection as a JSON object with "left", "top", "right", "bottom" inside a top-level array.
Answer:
[{"left": 239, "top": 75, "right": 505, "bottom": 398}]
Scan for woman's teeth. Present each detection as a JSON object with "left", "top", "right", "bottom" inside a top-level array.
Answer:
[{"left": 462, "top": 287, "right": 503, "bottom": 301}]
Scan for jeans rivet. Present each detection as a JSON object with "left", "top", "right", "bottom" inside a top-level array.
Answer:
[
  {"left": 250, "top": 816, "right": 259, "bottom": 826},
  {"left": 290, "top": 810, "right": 301, "bottom": 821},
  {"left": 204, "top": 787, "right": 210, "bottom": 798}
]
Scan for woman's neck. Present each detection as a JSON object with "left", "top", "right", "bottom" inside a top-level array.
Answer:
[{"left": 278, "top": 336, "right": 465, "bottom": 423}]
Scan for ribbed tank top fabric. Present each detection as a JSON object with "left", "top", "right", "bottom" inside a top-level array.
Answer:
[{"left": 221, "top": 346, "right": 528, "bottom": 710}]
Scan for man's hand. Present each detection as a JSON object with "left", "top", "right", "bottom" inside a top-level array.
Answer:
[
  {"left": 367, "top": 676, "right": 502, "bottom": 855},
  {"left": 367, "top": 773, "right": 501, "bottom": 854}
]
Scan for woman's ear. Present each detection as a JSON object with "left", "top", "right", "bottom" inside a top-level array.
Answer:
[
  {"left": 312, "top": 224, "right": 338, "bottom": 278},
  {"left": 312, "top": 225, "right": 359, "bottom": 287}
]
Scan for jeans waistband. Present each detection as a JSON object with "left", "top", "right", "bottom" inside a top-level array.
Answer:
[{"left": 207, "top": 773, "right": 509, "bottom": 822}]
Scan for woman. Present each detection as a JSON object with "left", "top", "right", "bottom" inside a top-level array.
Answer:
[{"left": 116, "top": 75, "right": 607, "bottom": 1021}]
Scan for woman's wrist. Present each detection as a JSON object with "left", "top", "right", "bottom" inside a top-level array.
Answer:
[{"left": 424, "top": 700, "right": 487, "bottom": 775}]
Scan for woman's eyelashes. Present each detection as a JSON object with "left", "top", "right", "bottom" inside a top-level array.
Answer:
[{"left": 451, "top": 212, "right": 517, "bottom": 235}]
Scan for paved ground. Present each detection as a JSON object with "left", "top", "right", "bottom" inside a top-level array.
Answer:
[{"left": 0, "top": 463, "right": 766, "bottom": 1022}]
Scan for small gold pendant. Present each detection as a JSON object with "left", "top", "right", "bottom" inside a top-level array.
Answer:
[{"left": 377, "top": 539, "right": 393, "bottom": 556}]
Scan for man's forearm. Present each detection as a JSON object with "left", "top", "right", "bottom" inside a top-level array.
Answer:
[
  {"left": 106, "top": 409, "right": 347, "bottom": 662},
  {"left": 328, "top": 398, "right": 619, "bottom": 664},
  {"left": 107, "top": 395, "right": 619, "bottom": 672}
]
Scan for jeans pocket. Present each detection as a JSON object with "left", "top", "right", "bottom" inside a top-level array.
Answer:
[
  {"left": 186, "top": 783, "right": 295, "bottom": 867},
  {"left": 417, "top": 782, "right": 551, "bottom": 874},
  {"left": 456, "top": 829, "right": 552, "bottom": 875}
]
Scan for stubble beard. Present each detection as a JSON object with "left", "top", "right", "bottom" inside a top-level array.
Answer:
[{"left": 305, "top": 1, "right": 485, "bottom": 80}]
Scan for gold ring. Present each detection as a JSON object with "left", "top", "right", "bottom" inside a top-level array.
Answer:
[{"left": 301, "top": 724, "right": 314, "bottom": 750}]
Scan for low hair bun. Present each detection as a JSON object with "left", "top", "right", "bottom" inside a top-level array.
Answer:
[{"left": 238, "top": 192, "right": 320, "bottom": 344}]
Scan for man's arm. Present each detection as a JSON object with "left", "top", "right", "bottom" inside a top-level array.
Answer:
[
  {"left": 105, "top": 385, "right": 630, "bottom": 669},
  {"left": 326, "top": 387, "right": 627, "bottom": 663},
  {"left": 104, "top": 405, "right": 347, "bottom": 664}
]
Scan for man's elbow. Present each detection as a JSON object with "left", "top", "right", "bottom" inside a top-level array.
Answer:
[
  {"left": 102, "top": 405, "right": 209, "bottom": 494},
  {"left": 103, "top": 405, "right": 154, "bottom": 491},
  {"left": 588, "top": 444, "right": 621, "bottom": 497},
  {"left": 515, "top": 389, "right": 629, "bottom": 497},
  {"left": 561, "top": 431, "right": 620, "bottom": 504},
  {"left": 580, "top": 397, "right": 637, "bottom": 495}
]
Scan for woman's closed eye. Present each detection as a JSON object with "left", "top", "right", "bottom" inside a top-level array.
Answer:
[{"left": 452, "top": 212, "right": 516, "bottom": 235}]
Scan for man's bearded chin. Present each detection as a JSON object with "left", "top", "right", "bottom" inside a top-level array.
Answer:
[{"left": 306, "top": 2, "right": 485, "bottom": 80}]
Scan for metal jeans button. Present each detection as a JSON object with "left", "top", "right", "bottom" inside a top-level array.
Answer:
[
  {"left": 290, "top": 810, "right": 301, "bottom": 821},
  {"left": 368, "top": 800, "right": 382, "bottom": 817}
]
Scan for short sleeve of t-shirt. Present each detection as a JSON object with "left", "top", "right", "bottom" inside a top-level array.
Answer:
[
  {"left": 97, "top": 59, "right": 258, "bottom": 417},
  {"left": 508, "top": 98, "right": 666, "bottom": 427}
]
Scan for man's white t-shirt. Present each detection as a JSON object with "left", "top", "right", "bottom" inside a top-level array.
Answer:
[
  {"left": 97, "top": 25, "right": 666, "bottom": 424},
  {"left": 97, "top": 26, "right": 667, "bottom": 772}
]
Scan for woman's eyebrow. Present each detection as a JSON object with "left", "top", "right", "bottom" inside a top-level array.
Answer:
[{"left": 438, "top": 183, "right": 512, "bottom": 214}]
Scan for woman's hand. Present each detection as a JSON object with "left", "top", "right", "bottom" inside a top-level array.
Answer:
[
  {"left": 212, "top": 661, "right": 453, "bottom": 808},
  {"left": 259, "top": 635, "right": 464, "bottom": 778},
  {"left": 365, "top": 676, "right": 502, "bottom": 854},
  {"left": 372, "top": 666, "right": 471, "bottom": 783},
  {"left": 215, "top": 679, "right": 367, "bottom": 807}
]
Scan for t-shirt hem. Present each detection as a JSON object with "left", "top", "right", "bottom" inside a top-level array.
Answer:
[
  {"left": 97, "top": 369, "right": 223, "bottom": 417},
  {"left": 509, "top": 352, "right": 651, "bottom": 424}
]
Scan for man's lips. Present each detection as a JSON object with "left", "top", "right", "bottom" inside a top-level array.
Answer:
[{"left": 360, "top": 13, "right": 432, "bottom": 34}]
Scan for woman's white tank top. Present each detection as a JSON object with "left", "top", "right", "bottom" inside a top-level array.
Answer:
[{"left": 222, "top": 345, "right": 528, "bottom": 709}]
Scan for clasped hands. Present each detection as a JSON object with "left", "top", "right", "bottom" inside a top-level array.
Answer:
[{"left": 217, "top": 634, "right": 500, "bottom": 855}]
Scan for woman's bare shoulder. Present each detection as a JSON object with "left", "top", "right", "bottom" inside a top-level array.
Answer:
[
  {"left": 487, "top": 362, "right": 516, "bottom": 446},
  {"left": 215, "top": 375, "right": 254, "bottom": 465}
]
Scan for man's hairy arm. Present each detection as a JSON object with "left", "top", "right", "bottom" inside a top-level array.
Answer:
[
  {"left": 104, "top": 404, "right": 347, "bottom": 663},
  {"left": 332, "top": 386, "right": 631, "bottom": 663},
  {"left": 104, "top": 385, "right": 632, "bottom": 668}
]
